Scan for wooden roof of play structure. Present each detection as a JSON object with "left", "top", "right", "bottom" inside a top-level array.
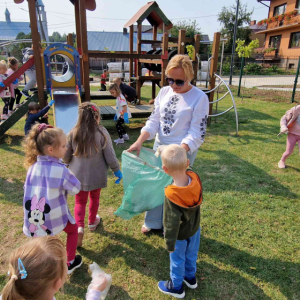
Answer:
[
  {"left": 14, "top": 0, "right": 96, "bottom": 11},
  {"left": 124, "top": 1, "right": 173, "bottom": 30}
]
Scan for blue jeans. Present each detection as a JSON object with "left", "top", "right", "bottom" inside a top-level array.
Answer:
[
  {"left": 170, "top": 227, "right": 201, "bottom": 289},
  {"left": 144, "top": 139, "right": 198, "bottom": 229}
]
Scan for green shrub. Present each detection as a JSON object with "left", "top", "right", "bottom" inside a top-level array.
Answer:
[{"left": 244, "top": 63, "right": 263, "bottom": 75}]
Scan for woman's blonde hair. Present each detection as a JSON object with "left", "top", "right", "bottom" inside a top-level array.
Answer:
[
  {"left": 165, "top": 54, "right": 194, "bottom": 81},
  {"left": 8, "top": 57, "right": 18, "bottom": 70},
  {"left": 23, "top": 124, "right": 64, "bottom": 169},
  {"left": 109, "top": 83, "right": 121, "bottom": 96},
  {"left": 1, "top": 236, "right": 67, "bottom": 300},
  {"left": 71, "top": 102, "right": 107, "bottom": 157}
]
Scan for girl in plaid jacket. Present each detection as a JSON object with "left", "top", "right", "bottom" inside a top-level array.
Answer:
[{"left": 22, "top": 123, "right": 82, "bottom": 274}]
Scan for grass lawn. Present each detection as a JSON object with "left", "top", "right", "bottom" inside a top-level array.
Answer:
[{"left": 0, "top": 86, "right": 299, "bottom": 300}]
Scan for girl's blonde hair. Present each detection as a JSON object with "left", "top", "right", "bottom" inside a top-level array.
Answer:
[
  {"left": 165, "top": 54, "right": 194, "bottom": 81},
  {"left": 1, "top": 236, "right": 67, "bottom": 300},
  {"left": 0, "top": 60, "right": 7, "bottom": 70},
  {"left": 8, "top": 57, "right": 18, "bottom": 70},
  {"left": 71, "top": 102, "right": 107, "bottom": 157},
  {"left": 23, "top": 123, "right": 64, "bottom": 169},
  {"left": 109, "top": 83, "right": 121, "bottom": 96}
]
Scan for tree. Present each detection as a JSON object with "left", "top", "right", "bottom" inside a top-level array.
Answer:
[
  {"left": 7, "top": 32, "right": 32, "bottom": 62},
  {"left": 49, "top": 31, "right": 67, "bottom": 43},
  {"left": 169, "top": 20, "right": 201, "bottom": 38},
  {"left": 218, "top": 1, "right": 253, "bottom": 53}
]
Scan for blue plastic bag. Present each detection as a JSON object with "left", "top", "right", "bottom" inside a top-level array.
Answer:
[{"left": 114, "top": 147, "right": 172, "bottom": 220}]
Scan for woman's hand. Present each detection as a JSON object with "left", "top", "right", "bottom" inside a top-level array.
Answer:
[
  {"left": 127, "top": 141, "right": 142, "bottom": 156},
  {"left": 181, "top": 143, "right": 190, "bottom": 153}
]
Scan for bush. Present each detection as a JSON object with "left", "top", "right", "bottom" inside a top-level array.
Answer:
[{"left": 244, "top": 63, "right": 263, "bottom": 75}]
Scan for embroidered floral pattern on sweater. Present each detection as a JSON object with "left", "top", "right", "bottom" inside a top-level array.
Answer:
[
  {"left": 162, "top": 95, "right": 180, "bottom": 135},
  {"left": 200, "top": 115, "right": 208, "bottom": 140}
]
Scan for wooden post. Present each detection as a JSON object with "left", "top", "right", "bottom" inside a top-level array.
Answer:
[
  {"left": 152, "top": 25, "right": 157, "bottom": 51},
  {"left": 192, "top": 34, "right": 201, "bottom": 86},
  {"left": 79, "top": 0, "right": 90, "bottom": 101},
  {"left": 161, "top": 32, "right": 169, "bottom": 87},
  {"left": 178, "top": 30, "right": 186, "bottom": 55},
  {"left": 74, "top": 0, "right": 83, "bottom": 84},
  {"left": 67, "top": 33, "right": 74, "bottom": 46},
  {"left": 136, "top": 22, "right": 142, "bottom": 105},
  {"left": 129, "top": 25, "right": 133, "bottom": 86},
  {"left": 28, "top": 0, "right": 45, "bottom": 107},
  {"left": 208, "top": 32, "right": 221, "bottom": 117}
]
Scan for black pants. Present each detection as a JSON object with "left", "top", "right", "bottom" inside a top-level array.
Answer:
[
  {"left": 100, "top": 83, "right": 106, "bottom": 91},
  {"left": 116, "top": 117, "right": 127, "bottom": 138},
  {"left": 2, "top": 97, "right": 9, "bottom": 115},
  {"left": 9, "top": 89, "right": 22, "bottom": 111}
]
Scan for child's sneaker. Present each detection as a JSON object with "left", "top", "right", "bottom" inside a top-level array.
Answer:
[
  {"left": 278, "top": 160, "right": 286, "bottom": 169},
  {"left": 8, "top": 110, "right": 13, "bottom": 116},
  {"left": 77, "top": 227, "right": 84, "bottom": 248},
  {"left": 1, "top": 114, "right": 9, "bottom": 120},
  {"left": 158, "top": 280, "right": 185, "bottom": 299},
  {"left": 141, "top": 224, "right": 151, "bottom": 234},
  {"left": 114, "top": 138, "right": 124, "bottom": 144},
  {"left": 67, "top": 255, "right": 83, "bottom": 274},
  {"left": 183, "top": 277, "right": 197, "bottom": 289},
  {"left": 123, "top": 133, "right": 129, "bottom": 141},
  {"left": 88, "top": 215, "right": 101, "bottom": 231},
  {"left": 15, "top": 104, "right": 21, "bottom": 108},
  {"left": 21, "top": 90, "right": 30, "bottom": 98}
]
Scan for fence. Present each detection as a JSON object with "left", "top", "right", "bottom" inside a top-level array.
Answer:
[{"left": 197, "top": 53, "right": 300, "bottom": 103}]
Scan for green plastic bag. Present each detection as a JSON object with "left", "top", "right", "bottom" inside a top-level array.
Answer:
[{"left": 114, "top": 147, "right": 172, "bottom": 220}]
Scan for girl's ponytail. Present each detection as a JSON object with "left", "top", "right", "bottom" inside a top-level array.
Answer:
[
  {"left": 1, "top": 273, "right": 25, "bottom": 300},
  {"left": 23, "top": 123, "right": 64, "bottom": 169}
]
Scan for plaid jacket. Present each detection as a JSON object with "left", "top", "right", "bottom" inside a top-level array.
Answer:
[{"left": 23, "top": 156, "right": 81, "bottom": 237}]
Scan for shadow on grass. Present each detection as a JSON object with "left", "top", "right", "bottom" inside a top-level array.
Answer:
[
  {"left": 198, "top": 150, "right": 297, "bottom": 198},
  {"left": 0, "top": 177, "right": 24, "bottom": 206},
  {"left": 0, "top": 134, "right": 24, "bottom": 156},
  {"left": 201, "top": 237, "right": 300, "bottom": 299},
  {"left": 77, "top": 230, "right": 279, "bottom": 299}
]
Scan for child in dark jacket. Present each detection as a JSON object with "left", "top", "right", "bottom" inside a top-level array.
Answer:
[
  {"left": 157, "top": 144, "right": 202, "bottom": 299},
  {"left": 24, "top": 101, "right": 54, "bottom": 135}
]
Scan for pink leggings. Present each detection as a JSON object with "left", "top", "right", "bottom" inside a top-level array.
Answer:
[
  {"left": 281, "top": 133, "right": 300, "bottom": 162},
  {"left": 74, "top": 189, "right": 101, "bottom": 228},
  {"left": 63, "top": 221, "right": 78, "bottom": 262}
]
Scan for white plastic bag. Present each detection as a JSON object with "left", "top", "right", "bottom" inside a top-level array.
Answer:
[{"left": 86, "top": 262, "right": 112, "bottom": 300}]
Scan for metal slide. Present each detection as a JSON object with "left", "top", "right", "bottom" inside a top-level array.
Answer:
[{"left": 53, "top": 91, "right": 80, "bottom": 134}]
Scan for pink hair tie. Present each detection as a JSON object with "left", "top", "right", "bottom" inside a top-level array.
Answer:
[
  {"left": 92, "top": 106, "right": 97, "bottom": 112},
  {"left": 38, "top": 123, "right": 53, "bottom": 133}
]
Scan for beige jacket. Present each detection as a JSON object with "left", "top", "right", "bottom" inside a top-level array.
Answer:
[
  {"left": 279, "top": 105, "right": 300, "bottom": 136},
  {"left": 63, "top": 127, "right": 120, "bottom": 191}
]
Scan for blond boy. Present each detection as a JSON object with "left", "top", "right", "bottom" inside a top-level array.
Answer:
[{"left": 158, "top": 144, "right": 202, "bottom": 299}]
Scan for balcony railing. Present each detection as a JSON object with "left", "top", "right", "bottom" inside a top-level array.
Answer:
[{"left": 258, "top": 10, "right": 300, "bottom": 30}]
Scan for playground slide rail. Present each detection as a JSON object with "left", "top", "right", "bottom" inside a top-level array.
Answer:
[{"left": 0, "top": 57, "right": 35, "bottom": 94}]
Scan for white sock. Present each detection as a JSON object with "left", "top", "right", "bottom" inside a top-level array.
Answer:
[{"left": 68, "top": 259, "right": 74, "bottom": 265}]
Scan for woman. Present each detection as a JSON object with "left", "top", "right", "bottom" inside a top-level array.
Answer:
[{"left": 128, "top": 54, "right": 209, "bottom": 234}]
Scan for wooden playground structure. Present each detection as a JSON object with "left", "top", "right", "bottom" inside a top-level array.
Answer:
[{"left": 1, "top": 0, "right": 238, "bottom": 136}]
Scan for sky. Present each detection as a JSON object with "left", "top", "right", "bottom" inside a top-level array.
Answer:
[{"left": 1, "top": 0, "right": 269, "bottom": 40}]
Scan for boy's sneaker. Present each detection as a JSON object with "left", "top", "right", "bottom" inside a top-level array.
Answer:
[
  {"left": 21, "top": 90, "right": 30, "bottom": 98},
  {"left": 88, "top": 215, "right": 101, "bottom": 231},
  {"left": 123, "top": 133, "right": 129, "bottom": 141},
  {"left": 1, "top": 114, "right": 9, "bottom": 120},
  {"left": 183, "top": 277, "right": 198, "bottom": 289},
  {"left": 77, "top": 227, "right": 84, "bottom": 248},
  {"left": 67, "top": 255, "right": 83, "bottom": 274},
  {"left": 158, "top": 280, "right": 185, "bottom": 299},
  {"left": 114, "top": 138, "right": 124, "bottom": 144}
]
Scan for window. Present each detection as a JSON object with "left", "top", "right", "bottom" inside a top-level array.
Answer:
[
  {"left": 269, "top": 35, "right": 281, "bottom": 49},
  {"left": 290, "top": 32, "right": 300, "bottom": 48},
  {"left": 297, "top": 0, "right": 300, "bottom": 10},
  {"left": 274, "top": 3, "right": 287, "bottom": 16}
]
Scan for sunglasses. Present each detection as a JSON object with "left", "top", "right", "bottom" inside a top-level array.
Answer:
[{"left": 166, "top": 77, "right": 186, "bottom": 87}]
